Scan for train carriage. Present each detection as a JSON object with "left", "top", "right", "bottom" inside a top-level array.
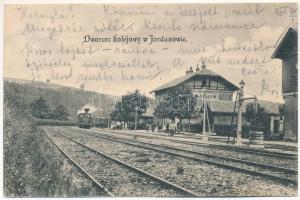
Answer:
[{"left": 94, "top": 117, "right": 109, "bottom": 128}]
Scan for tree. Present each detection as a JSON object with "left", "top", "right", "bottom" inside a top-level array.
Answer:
[
  {"left": 52, "top": 104, "right": 69, "bottom": 120},
  {"left": 245, "top": 103, "right": 270, "bottom": 133},
  {"left": 30, "top": 97, "right": 50, "bottom": 119},
  {"left": 154, "top": 87, "right": 197, "bottom": 131},
  {"left": 110, "top": 102, "right": 126, "bottom": 122},
  {"left": 110, "top": 90, "right": 149, "bottom": 128},
  {"left": 122, "top": 90, "right": 148, "bottom": 120}
]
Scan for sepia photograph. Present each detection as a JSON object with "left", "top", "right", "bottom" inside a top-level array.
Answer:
[{"left": 2, "top": 0, "right": 299, "bottom": 198}]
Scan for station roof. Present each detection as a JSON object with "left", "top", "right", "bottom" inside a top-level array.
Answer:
[
  {"left": 271, "top": 26, "right": 298, "bottom": 59},
  {"left": 204, "top": 99, "right": 282, "bottom": 115},
  {"left": 150, "top": 66, "right": 239, "bottom": 93},
  {"left": 145, "top": 99, "right": 282, "bottom": 118}
]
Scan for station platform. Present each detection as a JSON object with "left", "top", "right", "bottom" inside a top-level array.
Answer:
[{"left": 100, "top": 128, "right": 298, "bottom": 154}]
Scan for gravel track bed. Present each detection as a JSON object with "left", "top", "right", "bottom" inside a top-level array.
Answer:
[
  {"left": 61, "top": 128, "right": 297, "bottom": 197},
  {"left": 71, "top": 129, "right": 296, "bottom": 180},
  {"left": 48, "top": 131, "right": 188, "bottom": 197},
  {"left": 140, "top": 138, "right": 297, "bottom": 170},
  {"left": 133, "top": 141, "right": 296, "bottom": 180},
  {"left": 46, "top": 134, "right": 110, "bottom": 197},
  {"left": 84, "top": 128, "right": 297, "bottom": 170}
]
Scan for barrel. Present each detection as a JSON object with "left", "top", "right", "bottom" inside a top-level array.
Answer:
[{"left": 254, "top": 131, "right": 264, "bottom": 145}]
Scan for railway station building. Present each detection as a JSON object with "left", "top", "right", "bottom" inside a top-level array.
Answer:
[
  {"left": 151, "top": 64, "right": 283, "bottom": 138},
  {"left": 271, "top": 26, "right": 298, "bottom": 141}
]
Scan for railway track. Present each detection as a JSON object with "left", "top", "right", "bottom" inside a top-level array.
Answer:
[
  {"left": 46, "top": 133, "right": 114, "bottom": 197},
  {"left": 76, "top": 127, "right": 297, "bottom": 170},
  {"left": 264, "top": 144, "right": 298, "bottom": 152},
  {"left": 94, "top": 128, "right": 297, "bottom": 159},
  {"left": 45, "top": 128, "right": 200, "bottom": 197},
  {"left": 64, "top": 127, "right": 297, "bottom": 186}
]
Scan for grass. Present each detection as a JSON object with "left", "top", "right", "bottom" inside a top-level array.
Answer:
[{"left": 3, "top": 83, "right": 102, "bottom": 197}]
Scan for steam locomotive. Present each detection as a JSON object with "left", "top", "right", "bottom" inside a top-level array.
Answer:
[{"left": 78, "top": 108, "right": 93, "bottom": 129}]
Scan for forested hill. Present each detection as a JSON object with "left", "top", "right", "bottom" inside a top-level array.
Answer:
[{"left": 4, "top": 78, "right": 120, "bottom": 120}]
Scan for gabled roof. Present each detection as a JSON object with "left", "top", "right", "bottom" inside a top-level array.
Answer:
[
  {"left": 271, "top": 26, "right": 298, "bottom": 59},
  {"left": 151, "top": 67, "right": 239, "bottom": 93}
]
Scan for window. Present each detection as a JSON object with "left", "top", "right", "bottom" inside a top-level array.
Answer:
[
  {"left": 185, "top": 80, "right": 195, "bottom": 88},
  {"left": 217, "top": 82, "right": 225, "bottom": 90},
  {"left": 194, "top": 80, "right": 202, "bottom": 87},
  {"left": 273, "top": 120, "right": 279, "bottom": 133},
  {"left": 210, "top": 80, "right": 218, "bottom": 89}
]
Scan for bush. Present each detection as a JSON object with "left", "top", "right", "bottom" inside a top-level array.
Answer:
[
  {"left": 30, "top": 97, "right": 51, "bottom": 119},
  {"left": 3, "top": 82, "right": 101, "bottom": 197}
]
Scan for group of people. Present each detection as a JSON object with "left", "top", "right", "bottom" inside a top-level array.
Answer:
[
  {"left": 166, "top": 122, "right": 180, "bottom": 136},
  {"left": 146, "top": 123, "right": 156, "bottom": 133},
  {"left": 113, "top": 121, "right": 181, "bottom": 136}
]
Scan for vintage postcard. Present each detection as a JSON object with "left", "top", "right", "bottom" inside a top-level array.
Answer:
[{"left": 2, "top": 1, "right": 298, "bottom": 198}]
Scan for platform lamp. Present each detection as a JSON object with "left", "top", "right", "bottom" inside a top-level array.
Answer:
[{"left": 236, "top": 80, "right": 245, "bottom": 145}]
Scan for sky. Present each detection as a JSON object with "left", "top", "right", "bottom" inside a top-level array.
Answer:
[{"left": 4, "top": 3, "right": 298, "bottom": 102}]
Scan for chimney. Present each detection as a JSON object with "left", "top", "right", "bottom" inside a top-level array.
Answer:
[
  {"left": 201, "top": 61, "right": 206, "bottom": 70},
  {"left": 84, "top": 108, "right": 90, "bottom": 113},
  {"left": 196, "top": 64, "right": 200, "bottom": 71},
  {"left": 189, "top": 66, "right": 193, "bottom": 73},
  {"left": 186, "top": 68, "right": 189, "bottom": 75}
]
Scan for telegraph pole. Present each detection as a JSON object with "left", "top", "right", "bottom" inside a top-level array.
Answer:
[
  {"left": 202, "top": 89, "right": 209, "bottom": 141},
  {"left": 134, "top": 107, "right": 138, "bottom": 132},
  {"left": 202, "top": 89, "right": 206, "bottom": 134},
  {"left": 107, "top": 116, "right": 110, "bottom": 129}
]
